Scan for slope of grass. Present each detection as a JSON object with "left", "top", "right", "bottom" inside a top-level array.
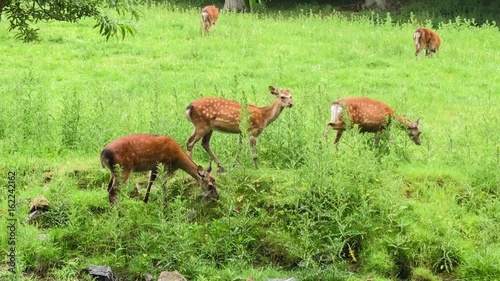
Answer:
[{"left": 0, "top": 4, "right": 499, "bottom": 281}]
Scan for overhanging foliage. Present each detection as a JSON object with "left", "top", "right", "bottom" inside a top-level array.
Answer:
[{"left": 1, "top": 0, "right": 140, "bottom": 42}]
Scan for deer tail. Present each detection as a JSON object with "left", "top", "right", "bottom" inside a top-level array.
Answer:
[
  {"left": 201, "top": 11, "right": 209, "bottom": 22},
  {"left": 413, "top": 30, "right": 422, "bottom": 48},
  {"left": 330, "top": 102, "right": 342, "bottom": 123},
  {"left": 100, "top": 148, "right": 115, "bottom": 169},
  {"left": 185, "top": 104, "right": 194, "bottom": 122}
]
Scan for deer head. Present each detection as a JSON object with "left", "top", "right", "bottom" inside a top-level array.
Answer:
[
  {"left": 197, "top": 162, "right": 218, "bottom": 200},
  {"left": 399, "top": 116, "right": 421, "bottom": 145},
  {"left": 269, "top": 86, "right": 293, "bottom": 108}
]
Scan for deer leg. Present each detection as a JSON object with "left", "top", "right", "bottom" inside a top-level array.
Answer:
[
  {"left": 426, "top": 47, "right": 436, "bottom": 57},
  {"left": 201, "top": 15, "right": 208, "bottom": 37},
  {"left": 374, "top": 130, "right": 383, "bottom": 147},
  {"left": 204, "top": 23, "right": 210, "bottom": 35},
  {"left": 334, "top": 130, "right": 344, "bottom": 144},
  {"left": 250, "top": 136, "right": 259, "bottom": 169},
  {"left": 186, "top": 130, "right": 205, "bottom": 159},
  {"left": 108, "top": 169, "right": 131, "bottom": 205},
  {"left": 119, "top": 170, "right": 132, "bottom": 202},
  {"left": 201, "top": 130, "right": 225, "bottom": 174},
  {"left": 415, "top": 45, "right": 425, "bottom": 58},
  {"left": 121, "top": 170, "right": 131, "bottom": 184},
  {"left": 325, "top": 121, "right": 343, "bottom": 142},
  {"left": 107, "top": 174, "right": 118, "bottom": 205},
  {"left": 143, "top": 168, "right": 158, "bottom": 203}
]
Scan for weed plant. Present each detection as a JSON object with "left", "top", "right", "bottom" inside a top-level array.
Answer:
[{"left": 0, "top": 4, "right": 499, "bottom": 281}]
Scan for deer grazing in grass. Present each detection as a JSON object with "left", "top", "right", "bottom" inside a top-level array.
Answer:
[
  {"left": 413, "top": 27, "right": 441, "bottom": 58},
  {"left": 100, "top": 134, "right": 219, "bottom": 205},
  {"left": 201, "top": 5, "right": 219, "bottom": 37},
  {"left": 325, "top": 97, "right": 421, "bottom": 146},
  {"left": 185, "top": 86, "right": 294, "bottom": 173}
]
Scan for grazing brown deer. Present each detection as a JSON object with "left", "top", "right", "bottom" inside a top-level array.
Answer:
[
  {"left": 413, "top": 27, "right": 441, "bottom": 58},
  {"left": 325, "top": 97, "right": 421, "bottom": 146},
  {"left": 185, "top": 86, "right": 294, "bottom": 173},
  {"left": 201, "top": 5, "right": 219, "bottom": 37},
  {"left": 100, "top": 134, "right": 218, "bottom": 205}
]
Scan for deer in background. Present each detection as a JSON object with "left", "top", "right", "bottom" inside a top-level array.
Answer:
[
  {"left": 201, "top": 5, "right": 219, "bottom": 37},
  {"left": 101, "top": 134, "right": 219, "bottom": 205},
  {"left": 325, "top": 97, "right": 421, "bottom": 146},
  {"left": 185, "top": 86, "right": 294, "bottom": 173},
  {"left": 413, "top": 27, "right": 441, "bottom": 58}
]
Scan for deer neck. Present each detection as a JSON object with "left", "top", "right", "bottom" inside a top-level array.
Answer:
[
  {"left": 396, "top": 115, "right": 411, "bottom": 129},
  {"left": 178, "top": 154, "right": 202, "bottom": 183},
  {"left": 261, "top": 98, "right": 284, "bottom": 125}
]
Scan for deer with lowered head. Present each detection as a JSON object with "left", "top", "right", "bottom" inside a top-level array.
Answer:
[
  {"left": 201, "top": 5, "right": 219, "bottom": 37},
  {"left": 100, "top": 134, "right": 219, "bottom": 205},
  {"left": 413, "top": 27, "right": 441, "bottom": 58},
  {"left": 325, "top": 97, "right": 421, "bottom": 146},
  {"left": 185, "top": 86, "right": 294, "bottom": 173}
]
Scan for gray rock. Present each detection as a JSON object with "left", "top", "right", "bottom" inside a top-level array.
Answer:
[
  {"left": 88, "top": 265, "right": 116, "bottom": 281},
  {"left": 158, "top": 270, "right": 187, "bottom": 281},
  {"left": 27, "top": 196, "right": 50, "bottom": 222},
  {"left": 29, "top": 196, "right": 50, "bottom": 213}
]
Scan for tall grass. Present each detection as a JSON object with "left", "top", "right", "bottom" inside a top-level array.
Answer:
[{"left": 0, "top": 5, "right": 499, "bottom": 281}]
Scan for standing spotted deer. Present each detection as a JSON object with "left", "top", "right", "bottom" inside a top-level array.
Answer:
[
  {"left": 325, "top": 97, "right": 421, "bottom": 146},
  {"left": 201, "top": 5, "right": 219, "bottom": 37},
  {"left": 413, "top": 27, "right": 441, "bottom": 58},
  {"left": 185, "top": 86, "right": 294, "bottom": 173}
]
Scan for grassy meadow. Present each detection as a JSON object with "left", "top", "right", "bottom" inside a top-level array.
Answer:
[{"left": 0, "top": 4, "right": 499, "bottom": 281}]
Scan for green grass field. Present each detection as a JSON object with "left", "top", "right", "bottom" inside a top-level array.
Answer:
[{"left": 0, "top": 4, "right": 499, "bottom": 281}]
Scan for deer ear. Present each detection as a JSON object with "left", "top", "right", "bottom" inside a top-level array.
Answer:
[
  {"left": 269, "top": 86, "right": 278, "bottom": 95},
  {"left": 197, "top": 165, "right": 206, "bottom": 177},
  {"left": 415, "top": 117, "right": 421, "bottom": 126}
]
